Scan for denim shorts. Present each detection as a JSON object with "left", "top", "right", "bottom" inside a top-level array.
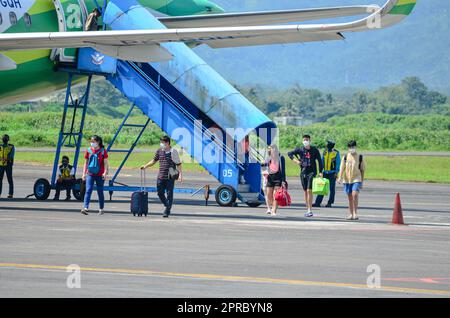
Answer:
[{"left": 344, "top": 182, "right": 362, "bottom": 195}]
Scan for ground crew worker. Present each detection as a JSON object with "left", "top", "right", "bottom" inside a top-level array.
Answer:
[
  {"left": 85, "top": 8, "right": 101, "bottom": 31},
  {"left": 53, "top": 156, "right": 76, "bottom": 201},
  {"left": 0, "top": 134, "right": 15, "bottom": 199},
  {"left": 313, "top": 140, "right": 340, "bottom": 208}
]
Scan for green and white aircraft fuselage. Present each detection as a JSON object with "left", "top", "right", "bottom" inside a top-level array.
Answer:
[
  {"left": 0, "top": 0, "right": 417, "bottom": 105},
  {"left": 0, "top": 0, "right": 224, "bottom": 105}
]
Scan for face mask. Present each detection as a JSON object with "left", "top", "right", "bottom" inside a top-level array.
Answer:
[
  {"left": 160, "top": 143, "right": 166, "bottom": 149},
  {"left": 303, "top": 140, "right": 310, "bottom": 147},
  {"left": 91, "top": 142, "right": 98, "bottom": 148},
  {"left": 349, "top": 148, "right": 356, "bottom": 154}
]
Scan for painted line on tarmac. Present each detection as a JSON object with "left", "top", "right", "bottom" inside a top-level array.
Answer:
[
  {"left": 1, "top": 263, "right": 450, "bottom": 296},
  {"left": 384, "top": 277, "right": 450, "bottom": 285},
  {"left": 1, "top": 214, "right": 449, "bottom": 231}
]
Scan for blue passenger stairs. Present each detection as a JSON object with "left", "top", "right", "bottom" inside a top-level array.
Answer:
[
  {"left": 33, "top": 48, "right": 269, "bottom": 207},
  {"left": 31, "top": 0, "right": 274, "bottom": 207},
  {"left": 106, "top": 60, "right": 266, "bottom": 207}
]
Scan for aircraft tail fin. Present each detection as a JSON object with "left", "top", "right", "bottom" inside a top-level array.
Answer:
[{"left": 388, "top": 0, "right": 417, "bottom": 16}]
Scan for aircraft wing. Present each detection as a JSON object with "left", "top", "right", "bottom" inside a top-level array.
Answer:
[
  {"left": 0, "top": 0, "right": 416, "bottom": 60},
  {"left": 157, "top": 5, "right": 381, "bottom": 28}
]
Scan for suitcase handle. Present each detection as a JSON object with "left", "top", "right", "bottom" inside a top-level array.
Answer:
[{"left": 140, "top": 169, "right": 147, "bottom": 191}]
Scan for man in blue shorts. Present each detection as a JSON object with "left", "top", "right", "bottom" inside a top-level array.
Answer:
[{"left": 338, "top": 140, "right": 365, "bottom": 220}]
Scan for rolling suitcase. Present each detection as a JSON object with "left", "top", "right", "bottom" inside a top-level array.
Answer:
[{"left": 131, "top": 170, "right": 148, "bottom": 217}]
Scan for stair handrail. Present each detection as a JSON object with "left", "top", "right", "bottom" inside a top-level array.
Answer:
[{"left": 128, "top": 61, "right": 245, "bottom": 169}]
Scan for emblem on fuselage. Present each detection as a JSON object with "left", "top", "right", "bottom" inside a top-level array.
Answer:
[{"left": 91, "top": 52, "right": 105, "bottom": 65}]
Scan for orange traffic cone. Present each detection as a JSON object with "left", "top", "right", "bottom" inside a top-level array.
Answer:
[{"left": 392, "top": 193, "right": 405, "bottom": 225}]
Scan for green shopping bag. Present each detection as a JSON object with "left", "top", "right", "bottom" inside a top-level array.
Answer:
[
  {"left": 312, "top": 177, "right": 330, "bottom": 196},
  {"left": 312, "top": 158, "right": 330, "bottom": 195}
]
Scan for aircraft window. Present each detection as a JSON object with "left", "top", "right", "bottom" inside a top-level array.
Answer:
[
  {"left": 9, "top": 12, "right": 17, "bottom": 26},
  {"left": 0, "top": 13, "right": 2, "bottom": 25},
  {"left": 24, "top": 13, "right": 32, "bottom": 28}
]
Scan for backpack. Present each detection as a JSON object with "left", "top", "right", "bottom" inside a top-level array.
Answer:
[
  {"left": 87, "top": 148, "right": 104, "bottom": 175},
  {"left": 166, "top": 148, "right": 180, "bottom": 180},
  {"left": 344, "top": 154, "right": 363, "bottom": 171}
]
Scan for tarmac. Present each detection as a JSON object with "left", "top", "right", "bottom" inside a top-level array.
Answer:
[{"left": 0, "top": 164, "right": 449, "bottom": 297}]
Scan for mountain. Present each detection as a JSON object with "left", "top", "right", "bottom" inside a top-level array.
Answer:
[{"left": 193, "top": 0, "right": 450, "bottom": 94}]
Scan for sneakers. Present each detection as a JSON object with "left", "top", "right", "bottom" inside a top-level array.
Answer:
[
  {"left": 304, "top": 211, "right": 313, "bottom": 217},
  {"left": 81, "top": 208, "right": 105, "bottom": 215},
  {"left": 7, "top": 195, "right": 13, "bottom": 199},
  {"left": 266, "top": 208, "right": 272, "bottom": 215},
  {"left": 325, "top": 203, "right": 332, "bottom": 208},
  {"left": 65, "top": 197, "right": 71, "bottom": 201}
]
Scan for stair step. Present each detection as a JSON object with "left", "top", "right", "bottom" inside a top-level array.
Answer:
[
  {"left": 239, "top": 192, "right": 260, "bottom": 202},
  {"left": 237, "top": 184, "right": 251, "bottom": 192}
]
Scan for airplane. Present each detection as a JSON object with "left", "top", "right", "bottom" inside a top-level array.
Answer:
[
  {"left": 0, "top": 0, "right": 417, "bottom": 205},
  {"left": 0, "top": 0, "right": 416, "bottom": 106}
]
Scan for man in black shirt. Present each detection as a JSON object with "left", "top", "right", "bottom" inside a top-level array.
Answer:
[{"left": 288, "top": 134, "right": 323, "bottom": 217}]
